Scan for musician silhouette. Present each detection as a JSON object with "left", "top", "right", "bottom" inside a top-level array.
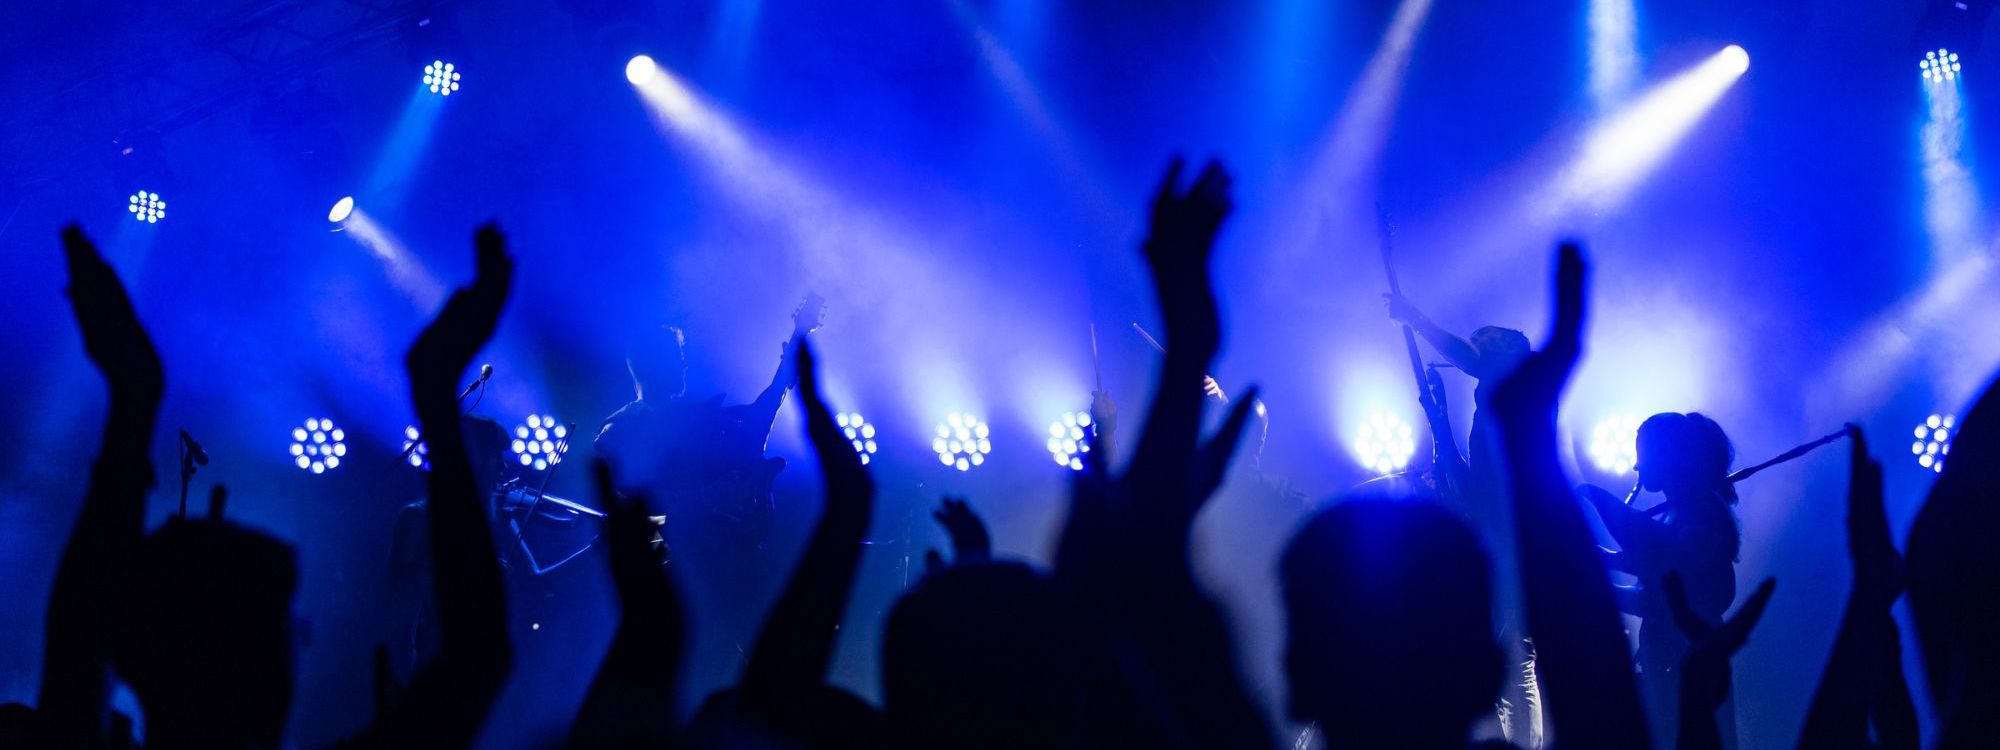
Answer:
[
  {"left": 595, "top": 296, "right": 822, "bottom": 698},
  {"left": 1581, "top": 412, "right": 1743, "bottom": 750}
]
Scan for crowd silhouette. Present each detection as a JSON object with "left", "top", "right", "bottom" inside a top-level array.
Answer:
[{"left": 7, "top": 156, "right": 1999, "bottom": 750}]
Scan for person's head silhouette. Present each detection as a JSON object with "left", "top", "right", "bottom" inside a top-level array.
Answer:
[
  {"left": 882, "top": 562, "right": 1084, "bottom": 750},
  {"left": 111, "top": 518, "right": 298, "bottom": 749},
  {"left": 1636, "top": 412, "right": 1736, "bottom": 502},
  {"left": 627, "top": 324, "right": 689, "bottom": 401},
  {"left": 1280, "top": 497, "right": 1500, "bottom": 750}
]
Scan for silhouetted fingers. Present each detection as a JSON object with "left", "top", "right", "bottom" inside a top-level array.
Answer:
[
  {"left": 1549, "top": 241, "right": 1589, "bottom": 357},
  {"left": 1715, "top": 578, "right": 1777, "bottom": 653},
  {"left": 1153, "top": 156, "right": 1187, "bottom": 211},
  {"left": 924, "top": 549, "right": 944, "bottom": 576}
]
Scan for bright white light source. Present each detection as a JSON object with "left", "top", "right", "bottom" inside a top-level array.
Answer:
[
  {"left": 1353, "top": 411, "right": 1416, "bottom": 475},
  {"left": 1913, "top": 413, "right": 1954, "bottom": 473},
  {"left": 1922, "top": 48, "right": 1963, "bottom": 83},
  {"left": 836, "top": 412, "right": 879, "bottom": 465},
  {"left": 1558, "top": 44, "right": 1751, "bottom": 211},
  {"left": 1046, "top": 411, "right": 1095, "bottom": 471},
  {"left": 512, "top": 414, "right": 570, "bottom": 471},
  {"left": 289, "top": 417, "right": 347, "bottom": 474},
  {"left": 626, "top": 55, "right": 659, "bottom": 85},
  {"left": 933, "top": 412, "right": 993, "bottom": 472},
  {"left": 1588, "top": 414, "right": 1642, "bottom": 474},
  {"left": 424, "top": 60, "right": 461, "bottom": 96},
  {"left": 403, "top": 425, "right": 429, "bottom": 470},
  {"left": 328, "top": 196, "right": 355, "bottom": 223},
  {"left": 128, "top": 191, "right": 165, "bottom": 223}
]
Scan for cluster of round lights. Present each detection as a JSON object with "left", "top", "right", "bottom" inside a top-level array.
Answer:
[
  {"left": 290, "top": 418, "right": 346, "bottom": 474},
  {"left": 1354, "top": 411, "right": 1416, "bottom": 476},
  {"left": 1922, "top": 49, "right": 1962, "bottom": 83},
  {"left": 1914, "top": 413, "right": 1953, "bottom": 473},
  {"left": 512, "top": 414, "right": 568, "bottom": 471},
  {"left": 1588, "top": 414, "right": 1642, "bottom": 474},
  {"left": 128, "top": 190, "right": 165, "bottom": 223},
  {"left": 934, "top": 412, "right": 992, "bottom": 471},
  {"left": 402, "top": 425, "right": 430, "bottom": 470},
  {"left": 835, "top": 412, "right": 879, "bottom": 465},
  {"left": 1047, "top": 412, "right": 1095, "bottom": 471},
  {"left": 423, "top": 60, "right": 461, "bottom": 96}
]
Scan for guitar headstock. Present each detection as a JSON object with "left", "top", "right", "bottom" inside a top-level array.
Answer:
[{"left": 793, "top": 291, "right": 828, "bottom": 336}]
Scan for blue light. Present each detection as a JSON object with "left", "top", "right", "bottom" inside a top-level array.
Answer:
[
  {"left": 423, "top": 60, "right": 461, "bottom": 96},
  {"left": 836, "top": 412, "right": 879, "bottom": 465},
  {"left": 128, "top": 190, "right": 165, "bottom": 223},
  {"left": 1046, "top": 411, "right": 1094, "bottom": 471},
  {"left": 1922, "top": 48, "right": 1963, "bottom": 83},
  {"left": 512, "top": 414, "right": 569, "bottom": 471},
  {"left": 1914, "top": 413, "right": 1954, "bottom": 472},
  {"left": 933, "top": 412, "right": 992, "bottom": 471},
  {"left": 626, "top": 55, "right": 659, "bottom": 85},
  {"left": 328, "top": 196, "right": 355, "bottom": 223},
  {"left": 290, "top": 418, "right": 346, "bottom": 474}
]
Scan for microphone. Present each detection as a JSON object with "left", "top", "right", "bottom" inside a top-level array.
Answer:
[
  {"left": 459, "top": 364, "right": 494, "bottom": 400},
  {"left": 179, "top": 429, "right": 209, "bottom": 467}
]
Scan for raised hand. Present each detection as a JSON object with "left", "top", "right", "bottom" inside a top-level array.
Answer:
[
  {"left": 407, "top": 224, "right": 513, "bottom": 397},
  {"left": 1144, "top": 157, "right": 1234, "bottom": 276},
  {"left": 1844, "top": 428, "right": 1902, "bottom": 608},
  {"left": 63, "top": 225, "right": 163, "bottom": 403},
  {"left": 797, "top": 342, "right": 873, "bottom": 504},
  {"left": 928, "top": 496, "right": 991, "bottom": 569},
  {"left": 571, "top": 459, "right": 682, "bottom": 746},
  {"left": 1668, "top": 574, "right": 1776, "bottom": 712},
  {"left": 1383, "top": 291, "right": 1423, "bottom": 324},
  {"left": 1492, "top": 242, "right": 1585, "bottom": 421}
]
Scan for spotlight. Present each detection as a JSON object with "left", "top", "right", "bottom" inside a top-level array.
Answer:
[
  {"left": 1046, "top": 411, "right": 1094, "bottom": 471},
  {"left": 1353, "top": 411, "right": 1416, "bottom": 475},
  {"left": 1912, "top": 413, "right": 1954, "bottom": 472},
  {"left": 328, "top": 196, "right": 355, "bottom": 223},
  {"left": 423, "top": 60, "right": 461, "bottom": 96},
  {"left": 127, "top": 190, "right": 165, "bottom": 223},
  {"left": 625, "top": 54, "right": 659, "bottom": 85},
  {"left": 402, "top": 425, "right": 430, "bottom": 470},
  {"left": 1588, "top": 414, "right": 1642, "bottom": 474},
  {"left": 289, "top": 418, "right": 347, "bottom": 474},
  {"left": 1720, "top": 44, "right": 1751, "bottom": 75},
  {"left": 835, "top": 412, "right": 879, "bottom": 465},
  {"left": 512, "top": 414, "right": 569, "bottom": 471},
  {"left": 933, "top": 412, "right": 992, "bottom": 471},
  {"left": 1922, "top": 48, "right": 1964, "bottom": 83}
]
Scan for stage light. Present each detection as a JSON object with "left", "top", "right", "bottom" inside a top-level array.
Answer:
[
  {"left": 933, "top": 412, "right": 992, "bottom": 471},
  {"left": 1922, "top": 49, "right": 1963, "bottom": 83},
  {"left": 127, "top": 191, "right": 165, "bottom": 223},
  {"left": 1353, "top": 411, "right": 1416, "bottom": 475},
  {"left": 423, "top": 60, "right": 461, "bottom": 96},
  {"left": 512, "top": 414, "right": 569, "bottom": 471},
  {"left": 625, "top": 55, "right": 658, "bottom": 85},
  {"left": 328, "top": 196, "right": 355, "bottom": 223},
  {"left": 289, "top": 418, "right": 346, "bottom": 474},
  {"left": 1588, "top": 414, "right": 1642, "bottom": 474},
  {"left": 402, "top": 425, "right": 429, "bottom": 470},
  {"left": 1046, "top": 411, "right": 1095, "bottom": 471},
  {"left": 1559, "top": 44, "right": 1750, "bottom": 211},
  {"left": 836, "top": 412, "right": 879, "bottom": 465},
  {"left": 1912, "top": 413, "right": 1954, "bottom": 472},
  {"left": 1720, "top": 44, "right": 1750, "bottom": 75}
]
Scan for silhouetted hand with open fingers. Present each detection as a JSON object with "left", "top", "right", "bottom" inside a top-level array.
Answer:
[
  {"left": 571, "top": 459, "right": 682, "bottom": 747},
  {"left": 1845, "top": 428, "right": 1902, "bottom": 608},
  {"left": 407, "top": 223, "right": 513, "bottom": 396},
  {"left": 1667, "top": 573, "right": 1776, "bottom": 717},
  {"left": 62, "top": 225, "right": 163, "bottom": 403},
  {"left": 797, "top": 342, "right": 873, "bottom": 505},
  {"left": 1492, "top": 242, "right": 1586, "bottom": 420},
  {"left": 932, "top": 496, "right": 991, "bottom": 567}
]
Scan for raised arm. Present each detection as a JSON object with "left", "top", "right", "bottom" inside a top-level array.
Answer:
[
  {"left": 1798, "top": 428, "right": 1915, "bottom": 750},
  {"left": 39, "top": 225, "right": 166, "bottom": 746},
  {"left": 570, "top": 460, "right": 684, "bottom": 747},
  {"left": 1387, "top": 292, "right": 1486, "bottom": 376},
  {"left": 1667, "top": 573, "right": 1777, "bottom": 750},
  {"left": 737, "top": 342, "right": 874, "bottom": 707},
  {"left": 380, "top": 224, "right": 515, "bottom": 748},
  {"left": 1490, "top": 243, "right": 1653, "bottom": 748}
]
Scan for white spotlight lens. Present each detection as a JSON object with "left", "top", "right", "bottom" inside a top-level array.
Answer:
[
  {"left": 1047, "top": 411, "right": 1096, "bottom": 471},
  {"left": 1915, "top": 413, "right": 1954, "bottom": 473},
  {"left": 626, "top": 55, "right": 659, "bottom": 85},
  {"left": 289, "top": 417, "right": 346, "bottom": 475},
  {"left": 934, "top": 413, "right": 992, "bottom": 470},
  {"left": 512, "top": 414, "right": 569, "bottom": 470},
  {"left": 1352, "top": 412, "right": 1418, "bottom": 476},
  {"left": 328, "top": 196, "right": 355, "bottom": 223},
  {"left": 1720, "top": 45, "right": 1750, "bottom": 74}
]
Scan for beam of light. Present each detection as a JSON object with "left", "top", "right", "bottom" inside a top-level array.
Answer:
[
  {"left": 628, "top": 62, "right": 1084, "bottom": 435},
  {"left": 1588, "top": 0, "right": 1639, "bottom": 111},
  {"left": 1544, "top": 45, "right": 1748, "bottom": 216},
  {"left": 944, "top": 0, "right": 1119, "bottom": 223},
  {"left": 337, "top": 207, "right": 446, "bottom": 309},
  {"left": 362, "top": 89, "right": 446, "bottom": 212},
  {"left": 1922, "top": 77, "right": 1982, "bottom": 263},
  {"left": 1269, "top": 0, "right": 1434, "bottom": 279},
  {"left": 1821, "top": 249, "right": 2000, "bottom": 417}
]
